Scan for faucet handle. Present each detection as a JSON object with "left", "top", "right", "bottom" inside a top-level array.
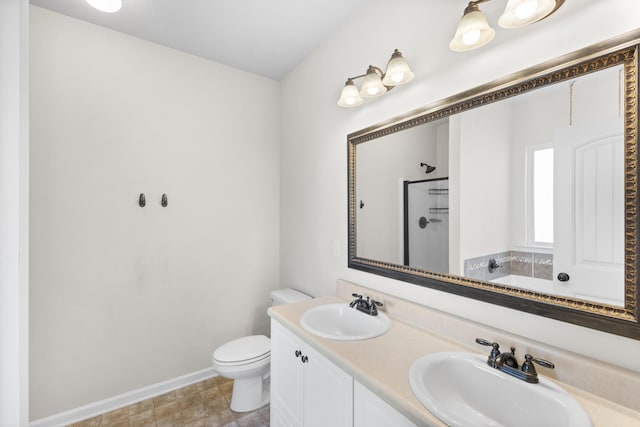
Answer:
[
  {"left": 475, "top": 338, "right": 500, "bottom": 351},
  {"left": 369, "top": 299, "right": 383, "bottom": 316},
  {"left": 475, "top": 338, "right": 493, "bottom": 346},
  {"left": 524, "top": 354, "right": 555, "bottom": 369},
  {"left": 475, "top": 338, "right": 501, "bottom": 362},
  {"left": 349, "top": 294, "right": 364, "bottom": 308},
  {"left": 521, "top": 354, "right": 555, "bottom": 375}
]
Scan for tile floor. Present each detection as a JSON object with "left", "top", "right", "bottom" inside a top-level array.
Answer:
[{"left": 68, "top": 376, "right": 269, "bottom": 427}]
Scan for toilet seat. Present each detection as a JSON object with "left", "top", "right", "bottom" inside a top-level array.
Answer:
[{"left": 213, "top": 335, "right": 270, "bottom": 366}]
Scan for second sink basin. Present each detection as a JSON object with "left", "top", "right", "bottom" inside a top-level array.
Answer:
[
  {"left": 409, "top": 352, "right": 593, "bottom": 427},
  {"left": 300, "top": 303, "right": 390, "bottom": 340}
]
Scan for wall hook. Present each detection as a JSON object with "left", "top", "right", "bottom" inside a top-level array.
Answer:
[
  {"left": 359, "top": 200, "right": 365, "bottom": 209},
  {"left": 161, "top": 193, "right": 168, "bottom": 207},
  {"left": 138, "top": 193, "right": 146, "bottom": 207}
]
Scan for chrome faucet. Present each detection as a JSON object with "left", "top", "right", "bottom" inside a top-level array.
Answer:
[
  {"left": 476, "top": 338, "right": 555, "bottom": 384},
  {"left": 349, "top": 293, "right": 384, "bottom": 316}
]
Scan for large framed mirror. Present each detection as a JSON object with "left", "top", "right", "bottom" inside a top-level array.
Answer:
[{"left": 348, "top": 30, "right": 640, "bottom": 339}]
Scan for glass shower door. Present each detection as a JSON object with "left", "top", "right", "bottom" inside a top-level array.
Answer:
[{"left": 404, "top": 177, "right": 449, "bottom": 274}]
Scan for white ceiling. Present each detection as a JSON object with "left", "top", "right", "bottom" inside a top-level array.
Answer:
[{"left": 29, "top": 0, "right": 368, "bottom": 81}]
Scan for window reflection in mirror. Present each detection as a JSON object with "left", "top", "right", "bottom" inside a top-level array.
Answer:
[{"left": 529, "top": 145, "right": 554, "bottom": 246}]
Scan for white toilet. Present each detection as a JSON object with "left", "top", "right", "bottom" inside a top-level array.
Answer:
[{"left": 212, "top": 288, "right": 311, "bottom": 412}]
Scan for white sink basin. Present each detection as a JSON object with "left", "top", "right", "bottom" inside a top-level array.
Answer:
[
  {"left": 300, "top": 303, "right": 390, "bottom": 340},
  {"left": 409, "top": 352, "right": 593, "bottom": 427}
]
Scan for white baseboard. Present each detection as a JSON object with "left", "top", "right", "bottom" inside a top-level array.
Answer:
[{"left": 30, "top": 367, "right": 218, "bottom": 427}]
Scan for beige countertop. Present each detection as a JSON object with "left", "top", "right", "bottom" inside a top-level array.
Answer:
[{"left": 268, "top": 295, "right": 640, "bottom": 427}]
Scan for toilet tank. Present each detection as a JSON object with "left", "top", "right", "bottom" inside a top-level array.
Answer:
[{"left": 270, "top": 288, "right": 312, "bottom": 306}]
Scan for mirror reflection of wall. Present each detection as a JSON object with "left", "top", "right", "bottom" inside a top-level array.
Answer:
[{"left": 450, "top": 100, "right": 513, "bottom": 277}]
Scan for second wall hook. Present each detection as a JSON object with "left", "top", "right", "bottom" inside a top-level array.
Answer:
[
  {"left": 161, "top": 193, "right": 168, "bottom": 207},
  {"left": 139, "top": 193, "right": 146, "bottom": 207}
]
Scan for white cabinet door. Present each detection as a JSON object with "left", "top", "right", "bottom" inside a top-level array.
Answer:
[
  {"left": 271, "top": 320, "right": 354, "bottom": 427},
  {"left": 303, "top": 343, "right": 353, "bottom": 427},
  {"left": 354, "top": 380, "right": 416, "bottom": 427},
  {"left": 271, "top": 321, "right": 304, "bottom": 427}
]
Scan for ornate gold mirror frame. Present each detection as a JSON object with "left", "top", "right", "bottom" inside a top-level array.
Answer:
[{"left": 347, "top": 30, "right": 640, "bottom": 339}]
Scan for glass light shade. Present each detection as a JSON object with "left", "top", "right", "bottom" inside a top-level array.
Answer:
[
  {"left": 382, "top": 50, "right": 415, "bottom": 86},
  {"left": 449, "top": 7, "right": 495, "bottom": 52},
  {"left": 360, "top": 67, "right": 387, "bottom": 98},
  {"left": 337, "top": 80, "right": 364, "bottom": 107},
  {"left": 498, "top": 0, "right": 556, "bottom": 28},
  {"left": 86, "top": 0, "right": 122, "bottom": 13}
]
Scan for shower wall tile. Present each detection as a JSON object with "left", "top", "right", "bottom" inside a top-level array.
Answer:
[
  {"left": 465, "top": 256, "right": 487, "bottom": 282},
  {"left": 533, "top": 253, "right": 554, "bottom": 280},
  {"left": 510, "top": 251, "right": 534, "bottom": 277},
  {"left": 464, "top": 250, "right": 552, "bottom": 282}
]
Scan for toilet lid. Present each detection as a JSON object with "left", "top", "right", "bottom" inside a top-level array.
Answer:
[{"left": 213, "top": 335, "right": 270, "bottom": 364}]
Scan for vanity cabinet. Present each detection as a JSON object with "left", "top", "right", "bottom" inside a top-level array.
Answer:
[
  {"left": 354, "top": 380, "right": 416, "bottom": 427},
  {"left": 271, "top": 320, "right": 353, "bottom": 427}
]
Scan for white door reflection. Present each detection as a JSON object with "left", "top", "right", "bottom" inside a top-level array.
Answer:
[{"left": 554, "top": 118, "right": 624, "bottom": 305}]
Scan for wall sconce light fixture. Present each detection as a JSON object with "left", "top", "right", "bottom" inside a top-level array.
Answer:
[
  {"left": 450, "top": 0, "right": 564, "bottom": 52},
  {"left": 86, "top": 0, "right": 122, "bottom": 13},
  {"left": 338, "top": 49, "right": 415, "bottom": 108}
]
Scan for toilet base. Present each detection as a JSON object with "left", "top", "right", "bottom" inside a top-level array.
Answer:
[{"left": 229, "top": 372, "right": 270, "bottom": 412}]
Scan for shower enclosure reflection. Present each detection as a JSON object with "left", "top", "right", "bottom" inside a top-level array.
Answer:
[
  {"left": 356, "top": 118, "right": 449, "bottom": 267},
  {"left": 404, "top": 177, "right": 449, "bottom": 274}
]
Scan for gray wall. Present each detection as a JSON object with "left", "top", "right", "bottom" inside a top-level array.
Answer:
[{"left": 29, "top": 7, "right": 280, "bottom": 419}]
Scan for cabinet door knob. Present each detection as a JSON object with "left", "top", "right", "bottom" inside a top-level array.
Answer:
[{"left": 557, "top": 272, "right": 570, "bottom": 282}]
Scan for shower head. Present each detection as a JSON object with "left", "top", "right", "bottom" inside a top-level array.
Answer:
[{"left": 420, "top": 162, "right": 436, "bottom": 174}]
